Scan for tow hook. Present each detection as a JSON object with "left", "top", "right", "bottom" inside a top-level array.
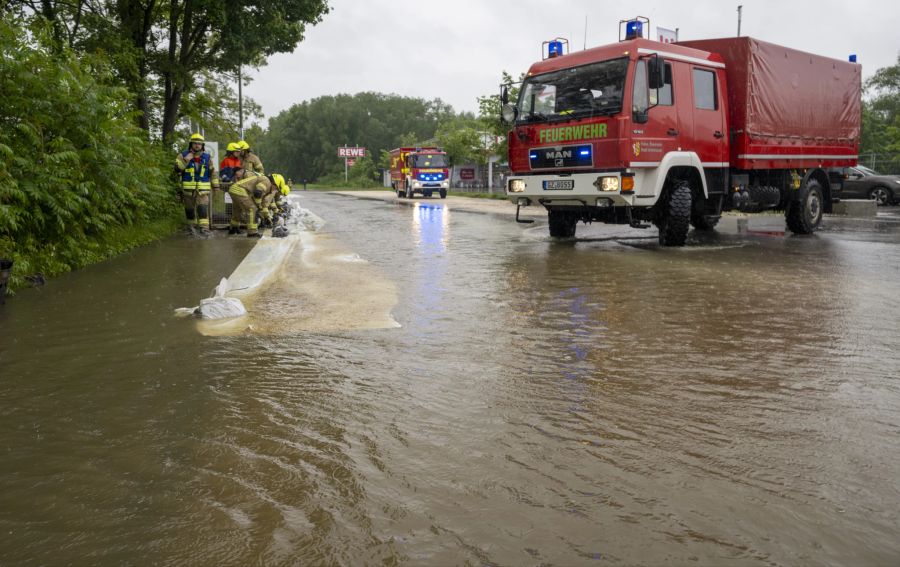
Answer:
[
  {"left": 626, "top": 205, "right": 650, "bottom": 229},
  {"left": 516, "top": 198, "right": 534, "bottom": 224}
]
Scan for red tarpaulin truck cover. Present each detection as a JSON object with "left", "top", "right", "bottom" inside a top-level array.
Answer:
[{"left": 677, "top": 37, "right": 861, "bottom": 169}]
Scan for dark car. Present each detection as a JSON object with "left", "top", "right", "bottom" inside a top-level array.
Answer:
[{"left": 840, "top": 165, "right": 900, "bottom": 206}]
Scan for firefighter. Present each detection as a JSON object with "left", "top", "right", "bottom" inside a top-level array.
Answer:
[
  {"left": 238, "top": 140, "right": 265, "bottom": 175},
  {"left": 256, "top": 174, "right": 287, "bottom": 228},
  {"left": 267, "top": 173, "right": 291, "bottom": 220},
  {"left": 175, "top": 133, "right": 220, "bottom": 234},
  {"left": 219, "top": 142, "right": 243, "bottom": 183},
  {"left": 227, "top": 167, "right": 269, "bottom": 238}
]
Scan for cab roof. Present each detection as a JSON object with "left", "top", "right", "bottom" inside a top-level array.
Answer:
[{"left": 526, "top": 37, "right": 725, "bottom": 76}]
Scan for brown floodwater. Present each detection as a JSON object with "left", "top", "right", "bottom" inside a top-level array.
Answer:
[{"left": 2, "top": 194, "right": 899, "bottom": 566}]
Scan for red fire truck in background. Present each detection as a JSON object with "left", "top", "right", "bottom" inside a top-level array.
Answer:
[
  {"left": 390, "top": 147, "right": 450, "bottom": 199},
  {"left": 502, "top": 18, "right": 861, "bottom": 245}
]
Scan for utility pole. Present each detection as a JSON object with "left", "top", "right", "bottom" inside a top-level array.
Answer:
[
  {"left": 238, "top": 64, "right": 244, "bottom": 139},
  {"left": 737, "top": 5, "right": 743, "bottom": 37}
]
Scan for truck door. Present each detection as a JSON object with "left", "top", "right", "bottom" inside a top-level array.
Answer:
[
  {"left": 689, "top": 66, "right": 727, "bottom": 167},
  {"left": 630, "top": 59, "right": 678, "bottom": 165}
]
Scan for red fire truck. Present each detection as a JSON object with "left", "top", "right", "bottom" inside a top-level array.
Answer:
[
  {"left": 389, "top": 147, "right": 450, "bottom": 199},
  {"left": 502, "top": 18, "right": 861, "bottom": 245}
]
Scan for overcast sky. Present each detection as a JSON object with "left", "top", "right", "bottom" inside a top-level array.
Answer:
[{"left": 243, "top": 0, "right": 898, "bottom": 125}]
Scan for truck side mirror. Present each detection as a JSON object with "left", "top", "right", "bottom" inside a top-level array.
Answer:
[
  {"left": 648, "top": 55, "right": 665, "bottom": 89},
  {"left": 500, "top": 85, "right": 509, "bottom": 105}
]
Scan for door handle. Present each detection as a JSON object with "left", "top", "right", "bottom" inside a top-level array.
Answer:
[
  {"left": 714, "top": 130, "right": 725, "bottom": 139},
  {"left": 667, "top": 128, "right": 679, "bottom": 136}
]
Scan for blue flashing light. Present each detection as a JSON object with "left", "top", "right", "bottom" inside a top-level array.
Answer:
[
  {"left": 548, "top": 40, "right": 564, "bottom": 58},
  {"left": 849, "top": 54, "right": 857, "bottom": 63},
  {"left": 529, "top": 153, "right": 538, "bottom": 159},
  {"left": 625, "top": 20, "right": 643, "bottom": 40},
  {"left": 579, "top": 149, "right": 591, "bottom": 156}
]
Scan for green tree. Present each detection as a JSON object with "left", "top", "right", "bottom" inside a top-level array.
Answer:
[
  {"left": 7, "top": 0, "right": 330, "bottom": 141},
  {"left": 860, "top": 53, "right": 900, "bottom": 171},
  {"left": 0, "top": 16, "right": 179, "bottom": 288},
  {"left": 476, "top": 71, "right": 524, "bottom": 160},
  {"left": 257, "top": 92, "right": 460, "bottom": 182}
]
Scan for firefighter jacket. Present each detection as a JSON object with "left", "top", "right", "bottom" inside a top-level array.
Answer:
[
  {"left": 176, "top": 150, "right": 220, "bottom": 191},
  {"left": 219, "top": 155, "right": 243, "bottom": 182},
  {"left": 230, "top": 173, "right": 274, "bottom": 201},
  {"left": 241, "top": 151, "right": 265, "bottom": 175}
]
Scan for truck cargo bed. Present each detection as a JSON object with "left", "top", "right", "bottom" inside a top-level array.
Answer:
[{"left": 677, "top": 37, "right": 861, "bottom": 170}]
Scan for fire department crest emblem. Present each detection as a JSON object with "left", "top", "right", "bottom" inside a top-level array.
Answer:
[{"left": 632, "top": 142, "right": 641, "bottom": 157}]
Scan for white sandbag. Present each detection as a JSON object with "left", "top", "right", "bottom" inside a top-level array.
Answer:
[{"left": 198, "top": 296, "right": 246, "bottom": 319}]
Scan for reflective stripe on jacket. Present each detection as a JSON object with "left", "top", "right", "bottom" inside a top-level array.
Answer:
[{"left": 230, "top": 174, "right": 273, "bottom": 201}]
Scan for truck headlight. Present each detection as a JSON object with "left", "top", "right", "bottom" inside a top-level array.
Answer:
[
  {"left": 598, "top": 176, "right": 619, "bottom": 191},
  {"left": 413, "top": 181, "right": 422, "bottom": 188},
  {"left": 508, "top": 179, "right": 525, "bottom": 193}
]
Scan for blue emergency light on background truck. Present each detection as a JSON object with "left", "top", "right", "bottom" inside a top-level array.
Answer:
[{"left": 501, "top": 18, "right": 862, "bottom": 245}]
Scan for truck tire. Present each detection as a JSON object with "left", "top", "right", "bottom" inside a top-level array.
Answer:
[
  {"left": 439, "top": 189, "right": 447, "bottom": 199},
  {"left": 658, "top": 181, "right": 692, "bottom": 246},
  {"left": 548, "top": 210, "right": 577, "bottom": 238},
  {"left": 786, "top": 179, "right": 823, "bottom": 234},
  {"left": 869, "top": 186, "right": 892, "bottom": 207}
]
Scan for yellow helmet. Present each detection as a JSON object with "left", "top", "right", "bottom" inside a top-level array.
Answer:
[
  {"left": 189, "top": 133, "right": 205, "bottom": 143},
  {"left": 237, "top": 140, "right": 250, "bottom": 150},
  {"left": 271, "top": 173, "right": 290, "bottom": 196},
  {"left": 226, "top": 142, "right": 239, "bottom": 152}
]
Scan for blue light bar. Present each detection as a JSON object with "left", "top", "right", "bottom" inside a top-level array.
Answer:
[
  {"left": 849, "top": 54, "right": 857, "bottom": 63},
  {"left": 548, "top": 41, "right": 564, "bottom": 58},
  {"left": 579, "top": 149, "right": 591, "bottom": 156},
  {"left": 625, "top": 20, "right": 643, "bottom": 40}
]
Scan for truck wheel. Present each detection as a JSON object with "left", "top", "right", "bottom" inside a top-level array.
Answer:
[
  {"left": 658, "top": 181, "right": 692, "bottom": 246},
  {"left": 548, "top": 210, "right": 577, "bottom": 238},
  {"left": 786, "top": 180, "right": 823, "bottom": 234},
  {"left": 869, "top": 186, "right": 892, "bottom": 207},
  {"left": 439, "top": 189, "right": 447, "bottom": 199},
  {"left": 398, "top": 188, "right": 404, "bottom": 198}
]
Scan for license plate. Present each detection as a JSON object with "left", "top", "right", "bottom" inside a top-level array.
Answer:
[{"left": 543, "top": 180, "right": 574, "bottom": 190}]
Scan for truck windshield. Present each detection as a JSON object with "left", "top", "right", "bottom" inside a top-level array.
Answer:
[
  {"left": 517, "top": 57, "right": 628, "bottom": 122},
  {"left": 413, "top": 154, "right": 448, "bottom": 168}
]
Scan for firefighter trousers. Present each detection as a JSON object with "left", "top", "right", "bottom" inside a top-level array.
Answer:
[
  {"left": 228, "top": 186, "right": 259, "bottom": 235},
  {"left": 181, "top": 190, "right": 210, "bottom": 227}
]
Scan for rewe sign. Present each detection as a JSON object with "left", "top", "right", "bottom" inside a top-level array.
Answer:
[{"left": 338, "top": 147, "right": 366, "bottom": 158}]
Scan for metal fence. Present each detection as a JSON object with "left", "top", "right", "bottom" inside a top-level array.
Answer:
[
  {"left": 857, "top": 153, "right": 900, "bottom": 175},
  {"left": 210, "top": 185, "right": 234, "bottom": 229}
]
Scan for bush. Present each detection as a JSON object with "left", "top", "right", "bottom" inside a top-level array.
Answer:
[{"left": 0, "top": 17, "right": 180, "bottom": 290}]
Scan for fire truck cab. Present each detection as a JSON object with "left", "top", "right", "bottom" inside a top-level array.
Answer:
[{"left": 390, "top": 147, "right": 450, "bottom": 199}]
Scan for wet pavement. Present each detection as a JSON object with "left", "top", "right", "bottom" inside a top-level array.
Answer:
[{"left": 1, "top": 193, "right": 899, "bottom": 565}]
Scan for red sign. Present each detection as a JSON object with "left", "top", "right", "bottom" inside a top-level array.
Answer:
[
  {"left": 338, "top": 147, "right": 366, "bottom": 158},
  {"left": 346, "top": 159, "right": 356, "bottom": 166},
  {"left": 459, "top": 168, "right": 475, "bottom": 180}
]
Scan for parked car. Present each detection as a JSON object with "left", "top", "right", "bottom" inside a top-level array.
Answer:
[{"left": 841, "top": 165, "right": 900, "bottom": 206}]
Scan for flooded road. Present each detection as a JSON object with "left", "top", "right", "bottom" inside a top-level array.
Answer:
[{"left": 2, "top": 193, "right": 900, "bottom": 565}]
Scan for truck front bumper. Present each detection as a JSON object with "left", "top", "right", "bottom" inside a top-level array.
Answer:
[{"left": 506, "top": 172, "right": 641, "bottom": 208}]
